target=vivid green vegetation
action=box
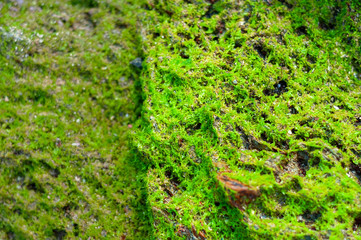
[1,0,361,239]
[134,0,361,239]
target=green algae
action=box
[133,0,361,239]
[0,0,151,239]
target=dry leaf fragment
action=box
[217,175,260,209]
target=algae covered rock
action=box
[0,0,150,238]
[134,0,361,238]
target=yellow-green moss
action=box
[133,0,361,239]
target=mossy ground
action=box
[1,0,361,239]
[0,0,150,239]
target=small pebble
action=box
[16,0,24,6]
[130,58,143,68]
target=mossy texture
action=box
[1,0,361,239]
[133,0,361,239]
[0,0,150,239]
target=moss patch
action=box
[0,0,151,239]
[134,0,361,239]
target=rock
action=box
[16,0,24,6]
[130,57,143,69]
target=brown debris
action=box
[191,225,198,238]
[217,175,260,209]
[178,136,184,147]
[176,225,199,239]
[199,230,206,240]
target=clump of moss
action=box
[134,0,361,238]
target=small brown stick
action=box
[217,175,260,209]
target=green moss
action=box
[2,0,361,239]
[133,0,361,239]
[0,0,151,239]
